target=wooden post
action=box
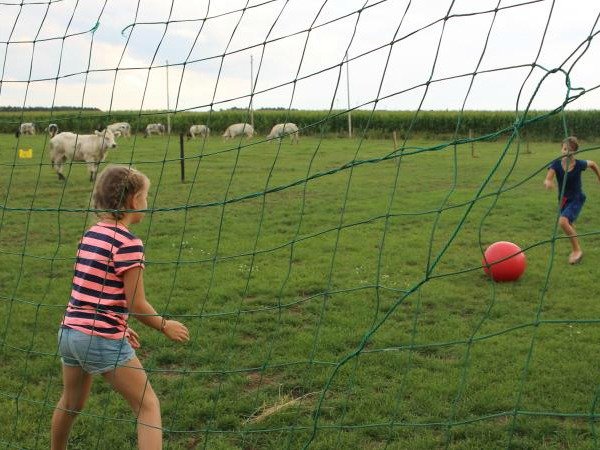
[179,132,185,182]
[392,130,398,149]
[470,129,476,157]
[346,53,352,138]
[250,55,254,129]
[166,60,171,135]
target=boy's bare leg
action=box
[559,217,583,264]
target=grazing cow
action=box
[46,124,59,138]
[222,123,254,139]
[144,123,165,137]
[15,122,36,137]
[49,129,117,181]
[187,124,210,140]
[266,123,300,144]
[107,122,131,138]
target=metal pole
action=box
[346,53,352,139]
[166,60,171,134]
[250,54,254,129]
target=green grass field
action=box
[2,132,600,449]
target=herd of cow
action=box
[13,121,300,182]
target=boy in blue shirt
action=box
[544,136,600,264]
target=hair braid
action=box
[92,165,149,220]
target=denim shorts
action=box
[58,327,136,374]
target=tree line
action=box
[2,108,599,141]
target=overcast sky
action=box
[0,0,599,112]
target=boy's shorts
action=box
[58,327,135,374]
[560,194,586,224]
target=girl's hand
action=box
[162,319,190,343]
[126,327,141,349]
[544,179,554,190]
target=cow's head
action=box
[95,129,117,149]
[48,124,59,137]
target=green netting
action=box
[2,1,600,449]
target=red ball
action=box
[482,241,526,282]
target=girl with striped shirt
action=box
[51,165,189,450]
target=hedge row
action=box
[2,109,599,141]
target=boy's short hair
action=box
[563,136,579,152]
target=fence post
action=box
[392,130,398,149]
[179,132,185,182]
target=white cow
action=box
[222,123,254,139]
[266,123,300,144]
[144,123,165,137]
[46,124,59,138]
[49,129,117,181]
[16,122,36,137]
[187,124,210,140]
[107,122,131,138]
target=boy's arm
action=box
[544,168,555,189]
[587,160,600,182]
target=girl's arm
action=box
[123,267,190,342]
[587,160,600,182]
[544,168,556,189]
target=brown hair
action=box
[563,136,579,152]
[92,165,149,219]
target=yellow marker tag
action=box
[18,148,33,159]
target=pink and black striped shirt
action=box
[61,222,145,340]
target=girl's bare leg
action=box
[51,365,93,450]
[102,356,162,450]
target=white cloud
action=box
[1,0,599,111]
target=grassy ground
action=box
[1,131,600,449]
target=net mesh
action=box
[2,0,600,448]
